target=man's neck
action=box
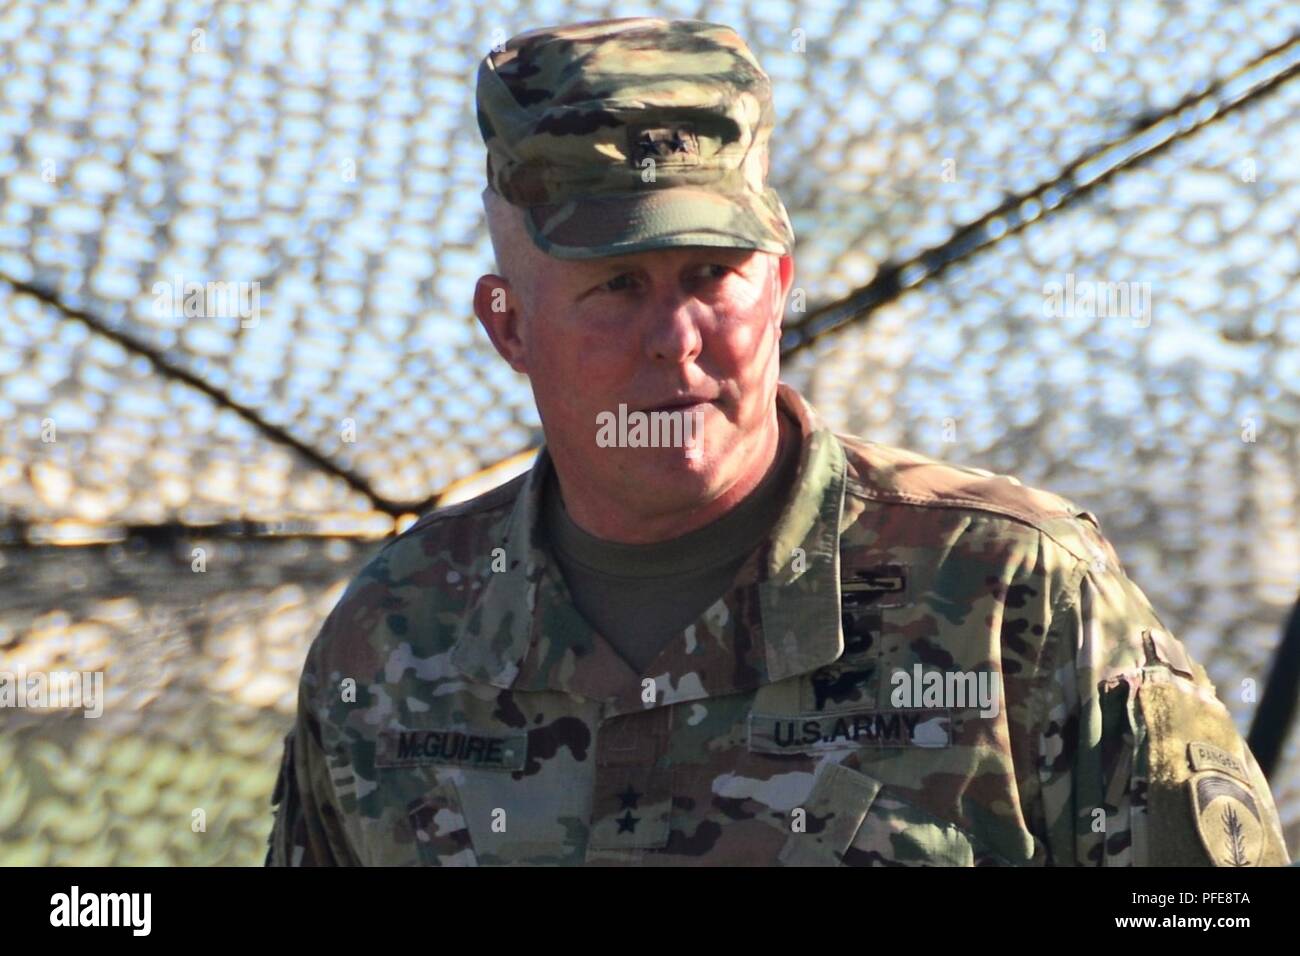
[551,410,791,544]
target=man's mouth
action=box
[643,397,715,414]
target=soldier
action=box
[266,17,1291,866]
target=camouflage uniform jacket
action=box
[266,383,1291,866]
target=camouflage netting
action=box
[1,0,1298,864]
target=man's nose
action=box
[643,289,704,363]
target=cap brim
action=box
[523,186,794,260]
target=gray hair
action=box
[482,187,540,310]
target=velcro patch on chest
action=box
[748,708,951,754]
[375,728,528,770]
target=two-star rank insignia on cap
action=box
[628,125,700,168]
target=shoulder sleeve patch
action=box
[1189,769,1268,867]
[1187,741,1251,783]
[1137,680,1290,866]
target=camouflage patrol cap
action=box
[475,17,795,259]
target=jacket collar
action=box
[449,383,848,711]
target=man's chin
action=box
[618,442,717,476]
[605,438,729,497]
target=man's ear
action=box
[473,274,528,373]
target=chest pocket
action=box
[393,729,593,865]
[407,776,477,867]
[368,724,525,866]
[778,762,998,866]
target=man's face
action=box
[475,235,795,519]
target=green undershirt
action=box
[542,414,799,674]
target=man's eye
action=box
[601,274,635,293]
[697,264,731,280]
